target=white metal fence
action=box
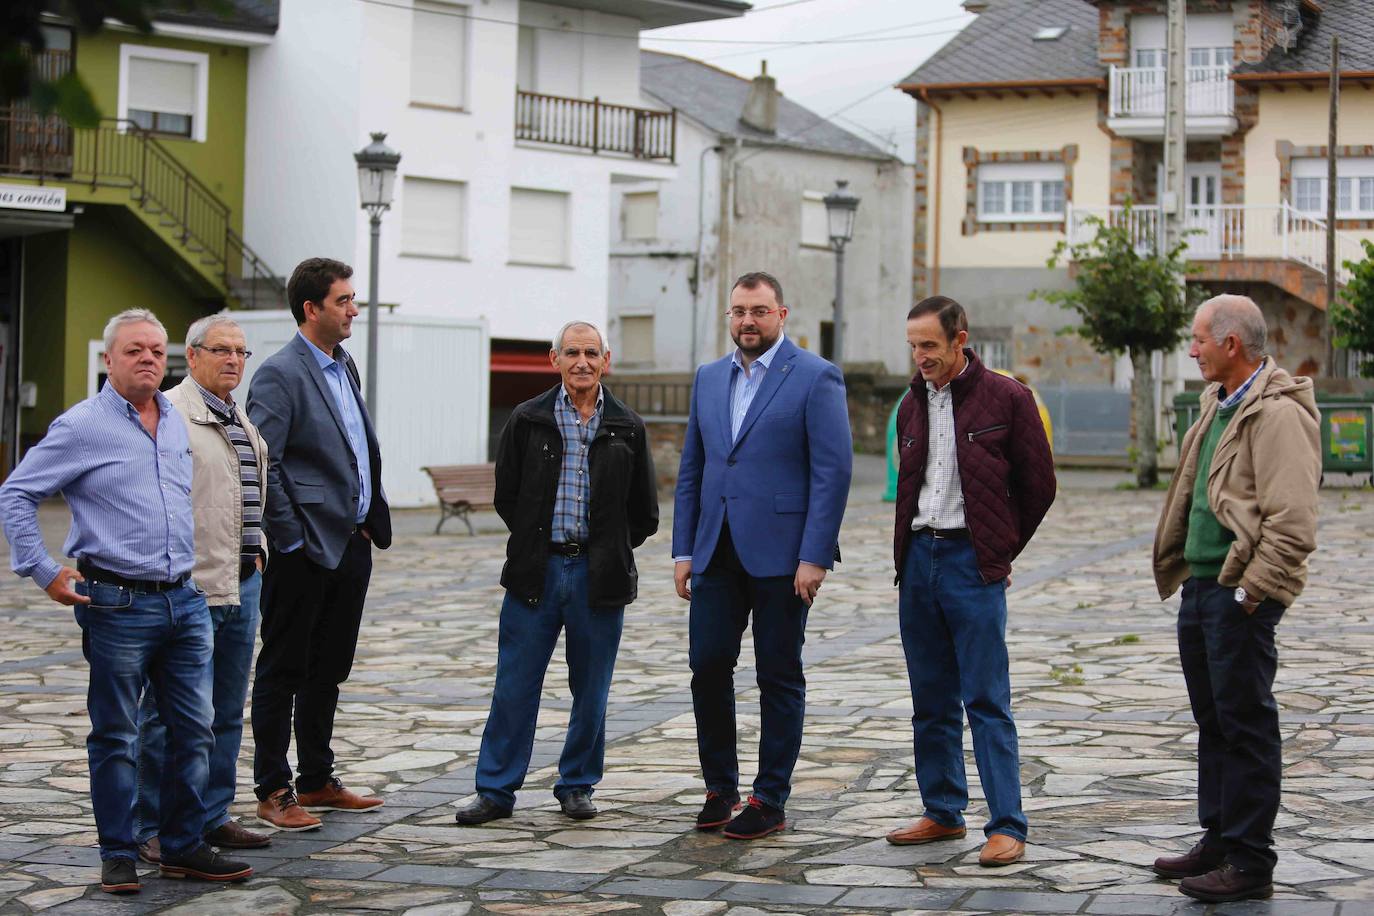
[1108,65,1233,118]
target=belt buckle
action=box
[566,542,582,557]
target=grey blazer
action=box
[247,333,392,570]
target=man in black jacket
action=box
[455,321,658,825]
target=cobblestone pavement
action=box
[1,458,1372,914]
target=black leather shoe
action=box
[1179,863,1273,903]
[100,858,140,894]
[1153,840,1225,879]
[454,795,513,825]
[723,796,786,840]
[159,844,252,882]
[695,791,741,830]
[559,790,597,820]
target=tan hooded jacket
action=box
[1153,360,1320,607]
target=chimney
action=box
[961,0,989,13]
[740,60,778,135]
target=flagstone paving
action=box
[1,459,1372,914]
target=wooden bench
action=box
[422,463,497,535]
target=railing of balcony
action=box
[515,90,676,162]
[1066,202,1362,284]
[0,111,283,303]
[1108,65,1233,118]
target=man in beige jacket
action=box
[1151,294,1320,904]
[136,315,273,860]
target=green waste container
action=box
[1172,391,1374,485]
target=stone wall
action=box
[644,418,687,489]
[844,363,912,455]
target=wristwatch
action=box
[1234,587,1259,607]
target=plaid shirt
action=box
[1218,357,1267,409]
[551,385,603,544]
[914,358,971,530]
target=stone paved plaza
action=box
[1,458,1373,914]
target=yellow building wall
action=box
[1245,85,1374,208]
[930,94,1109,270]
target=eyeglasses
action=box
[196,346,253,360]
[725,307,780,321]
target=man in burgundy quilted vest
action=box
[884,296,1056,867]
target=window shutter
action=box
[510,188,569,265]
[128,58,196,115]
[402,177,467,258]
[411,1,467,108]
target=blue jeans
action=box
[73,580,213,861]
[898,533,1027,842]
[136,570,261,842]
[475,555,624,809]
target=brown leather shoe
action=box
[979,833,1026,867]
[296,777,384,812]
[137,837,160,865]
[885,816,967,846]
[1153,840,1224,879]
[205,820,272,849]
[1179,863,1273,903]
[255,787,322,832]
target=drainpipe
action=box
[715,137,742,360]
[918,88,943,296]
[692,143,722,370]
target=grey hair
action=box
[186,313,244,350]
[1201,294,1267,358]
[552,320,607,353]
[102,309,167,352]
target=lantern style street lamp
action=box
[353,131,401,416]
[823,179,860,366]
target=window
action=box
[509,188,570,266]
[401,177,467,258]
[411,1,468,109]
[972,340,1010,371]
[517,25,536,91]
[118,45,208,142]
[801,191,830,247]
[1033,26,1068,41]
[977,162,1066,222]
[1134,48,1162,68]
[621,191,658,241]
[619,315,654,364]
[1292,157,1374,218]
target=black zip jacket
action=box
[495,384,659,608]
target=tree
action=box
[1036,204,1205,487]
[1331,239,1374,378]
[2,1,219,127]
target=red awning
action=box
[490,350,558,374]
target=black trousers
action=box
[1178,576,1285,874]
[252,531,372,799]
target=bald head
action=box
[1199,294,1267,360]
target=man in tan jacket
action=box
[1151,294,1320,904]
[136,315,274,860]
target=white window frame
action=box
[977,162,1066,222]
[117,44,210,143]
[800,190,831,249]
[410,0,471,111]
[1292,157,1374,219]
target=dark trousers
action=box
[1178,576,1285,875]
[689,522,809,810]
[252,531,372,799]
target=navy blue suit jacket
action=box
[672,337,852,578]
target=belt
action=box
[549,541,586,557]
[77,562,189,594]
[913,526,970,540]
[240,560,258,582]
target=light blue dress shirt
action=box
[299,332,372,523]
[0,383,196,588]
[730,332,786,442]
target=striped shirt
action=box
[914,358,971,531]
[0,382,195,588]
[1218,357,1267,409]
[729,333,786,442]
[551,385,602,544]
[195,382,262,565]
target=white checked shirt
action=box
[913,360,970,531]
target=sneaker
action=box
[100,857,140,894]
[695,791,741,830]
[136,836,160,865]
[559,790,597,820]
[722,796,786,840]
[1153,840,1225,879]
[256,787,323,831]
[159,844,253,882]
[297,776,384,811]
[1179,863,1273,903]
[204,819,272,849]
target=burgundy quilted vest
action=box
[893,349,1057,584]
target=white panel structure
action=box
[233,310,490,507]
[509,187,569,265]
[402,177,467,258]
[411,0,468,109]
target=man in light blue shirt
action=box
[0,309,252,893]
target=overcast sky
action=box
[641,0,975,163]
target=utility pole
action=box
[1162,0,1186,255]
[1326,34,1340,376]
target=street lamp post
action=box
[353,131,401,417]
[823,179,859,366]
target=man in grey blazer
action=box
[247,257,392,831]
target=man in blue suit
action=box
[673,271,852,840]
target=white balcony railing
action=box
[1066,202,1362,284]
[1108,65,1233,118]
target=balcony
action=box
[515,90,676,162]
[1107,65,1236,139]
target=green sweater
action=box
[1184,401,1240,578]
